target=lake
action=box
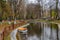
[17,22,60,40]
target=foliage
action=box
[0,0,59,20]
[51,10,57,19]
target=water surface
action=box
[18,22,60,40]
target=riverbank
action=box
[27,19,60,24]
[0,20,28,40]
[37,19,60,24]
[0,19,60,33]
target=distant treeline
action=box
[0,0,60,21]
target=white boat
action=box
[18,27,28,34]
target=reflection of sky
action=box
[27,35,40,40]
[26,0,60,9]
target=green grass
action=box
[36,19,60,24]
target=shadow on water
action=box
[17,22,60,40]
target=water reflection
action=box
[18,22,60,40]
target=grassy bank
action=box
[36,19,60,24]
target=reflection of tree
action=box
[27,23,42,37]
[50,23,59,40]
[27,23,35,36]
[50,24,52,40]
[56,25,59,40]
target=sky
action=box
[26,0,38,4]
[27,0,60,9]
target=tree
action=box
[56,0,58,19]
